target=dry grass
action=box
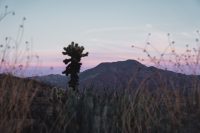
[0,75,37,133]
[0,73,200,133]
[132,31,200,75]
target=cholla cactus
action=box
[62,42,88,91]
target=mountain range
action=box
[32,60,199,90]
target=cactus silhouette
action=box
[62,42,88,91]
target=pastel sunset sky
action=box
[1,0,200,75]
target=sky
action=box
[0,0,200,75]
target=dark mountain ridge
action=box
[32,59,200,90]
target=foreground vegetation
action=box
[0,73,200,133]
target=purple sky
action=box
[1,0,200,75]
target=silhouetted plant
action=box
[62,42,88,91]
[131,31,200,74]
